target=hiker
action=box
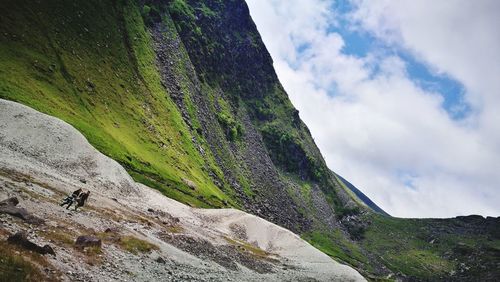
[60,188,82,209]
[74,191,90,211]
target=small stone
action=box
[42,245,56,256]
[104,228,117,233]
[75,235,101,249]
[155,256,166,264]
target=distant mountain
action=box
[335,173,389,216]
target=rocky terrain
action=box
[0,0,499,280]
[0,98,365,281]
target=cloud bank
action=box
[246,0,500,218]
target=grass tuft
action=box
[119,235,159,255]
[0,241,47,282]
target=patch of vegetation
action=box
[223,236,274,261]
[300,183,312,202]
[76,245,103,266]
[197,3,217,18]
[215,97,244,141]
[84,245,103,255]
[168,0,195,21]
[302,230,370,270]
[166,225,184,234]
[260,122,325,182]
[167,0,198,35]
[141,4,161,26]
[216,108,244,142]
[0,251,43,281]
[0,241,47,281]
[303,214,500,280]
[96,230,121,244]
[119,235,159,255]
[97,231,160,259]
[336,206,362,220]
[362,216,449,277]
[40,227,74,246]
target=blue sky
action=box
[327,1,469,120]
[246,0,500,218]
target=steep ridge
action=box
[0,98,365,281]
[0,0,499,281]
[335,174,389,216]
[0,0,359,241]
[159,0,361,230]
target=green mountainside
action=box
[0,0,498,280]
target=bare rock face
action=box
[75,235,102,249]
[7,231,55,256]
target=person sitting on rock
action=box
[74,191,90,211]
[60,188,82,209]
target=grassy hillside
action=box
[362,215,500,280]
[0,0,233,208]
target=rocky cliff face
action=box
[0,0,498,281]
[146,0,361,235]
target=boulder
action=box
[75,235,101,248]
[0,197,19,206]
[0,197,44,225]
[0,204,30,219]
[7,231,55,256]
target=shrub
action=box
[217,112,243,141]
[141,4,161,26]
[260,123,325,181]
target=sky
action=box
[245,0,500,218]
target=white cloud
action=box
[246,0,500,218]
[350,0,500,137]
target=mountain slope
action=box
[0,98,365,281]
[0,0,236,209]
[0,0,359,232]
[335,174,389,216]
[0,0,499,281]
